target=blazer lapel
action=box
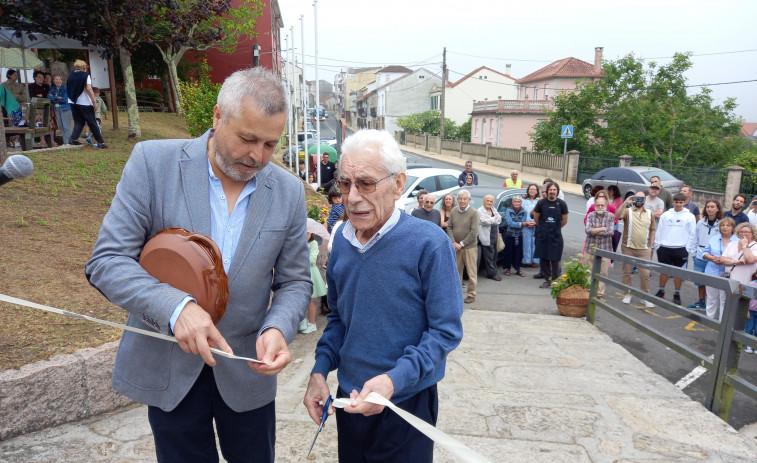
[227,164,275,282]
[179,132,212,236]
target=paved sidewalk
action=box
[2,306,756,462]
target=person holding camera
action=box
[615,191,656,307]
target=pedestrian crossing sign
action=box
[561,125,574,138]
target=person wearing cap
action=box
[86,67,312,462]
[649,175,673,211]
[645,184,665,222]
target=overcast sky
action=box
[280,0,757,122]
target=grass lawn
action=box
[0,111,319,370]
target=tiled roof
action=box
[377,65,413,74]
[741,123,757,138]
[516,57,604,84]
[448,66,514,88]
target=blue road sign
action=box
[561,125,574,138]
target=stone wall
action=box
[0,341,131,440]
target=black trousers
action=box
[147,365,275,463]
[69,104,104,143]
[503,235,523,271]
[540,259,561,281]
[335,385,437,463]
[480,242,499,278]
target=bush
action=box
[396,110,462,140]
[179,64,221,137]
[135,88,163,103]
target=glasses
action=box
[336,173,395,194]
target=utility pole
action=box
[290,25,296,173]
[439,47,447,142]
[314,0,321,188]
[300,15,308,185]
[285,34,293,171]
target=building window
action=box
[430,95,439,110]
[489,119,494,138]
[474,119,479,136]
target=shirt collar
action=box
[342,207,401,252]
[458,205,470,212]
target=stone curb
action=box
[0,341,131,440]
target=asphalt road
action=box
[401,149,757,430]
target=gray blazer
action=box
[85,130,312,412]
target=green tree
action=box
[396,111,460,139]
[149,0,263,113]
[531,53,743,168]
[458,117,472,142]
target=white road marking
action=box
[675,354,714,390]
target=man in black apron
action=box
[533,182,569,288]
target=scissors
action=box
[306,395,333,458]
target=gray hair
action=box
[511,195,523,202]
[340,129,406,175]
[457,189,470,199]
[216,67,287,122]
[424,193,436,202]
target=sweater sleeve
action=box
[312,249,346,378]
[385,239,463,394]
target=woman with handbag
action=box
[702,218,739,321]
[478,194,502,281]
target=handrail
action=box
[588,248,757,422]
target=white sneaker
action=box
[298,319,308,333]
[301,322,317,334]
[643,300,655,308]
[622,294,632,304]
[746,346,754,354]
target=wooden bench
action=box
[5,98,53,151]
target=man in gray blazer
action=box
[85,68,312,462]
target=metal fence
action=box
[653,164,728,193]
[587,249,757,423]
[577,156,620,184]
[741,172,757,198]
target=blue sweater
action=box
[312,213,463,402]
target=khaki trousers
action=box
[456,246,477,298]
[588,254,609,296]
[621,245,651,294]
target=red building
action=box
[201,0,283,81]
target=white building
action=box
[375,67,442,134]
[430,66,518,126]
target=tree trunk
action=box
[0,122,7,164]
[156,45,184,115]
[118,47,141,138]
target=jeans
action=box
[54,106,73,144]
[746,311,757,337]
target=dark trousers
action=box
[503,235,523,271]
[480,242,498,278]
[336,385,437,463]
[540,259,561,281]
[147,365,275,463]
[70,104,104,143]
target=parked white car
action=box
[396,168,461,213]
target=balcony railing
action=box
[472,99,553,113]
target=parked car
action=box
[433,186,527,216]
[581,166,683,200]
[396,168,461,213]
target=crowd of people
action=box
[2,61,108,149]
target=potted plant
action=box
[550,255,592,317]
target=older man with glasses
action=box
[448,189,480,303]
[304,129,463,463]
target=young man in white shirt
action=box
[654,193,697,305]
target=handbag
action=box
[496,234,505,253]
[721,243,755,279]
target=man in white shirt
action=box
[654,193,697,306]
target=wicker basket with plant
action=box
[550,255,591,317]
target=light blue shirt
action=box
[169,158,257,332]
[342,207,401,253]
[702,233,738,276]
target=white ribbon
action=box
[333,392,492,463]
[0,293,268,364]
